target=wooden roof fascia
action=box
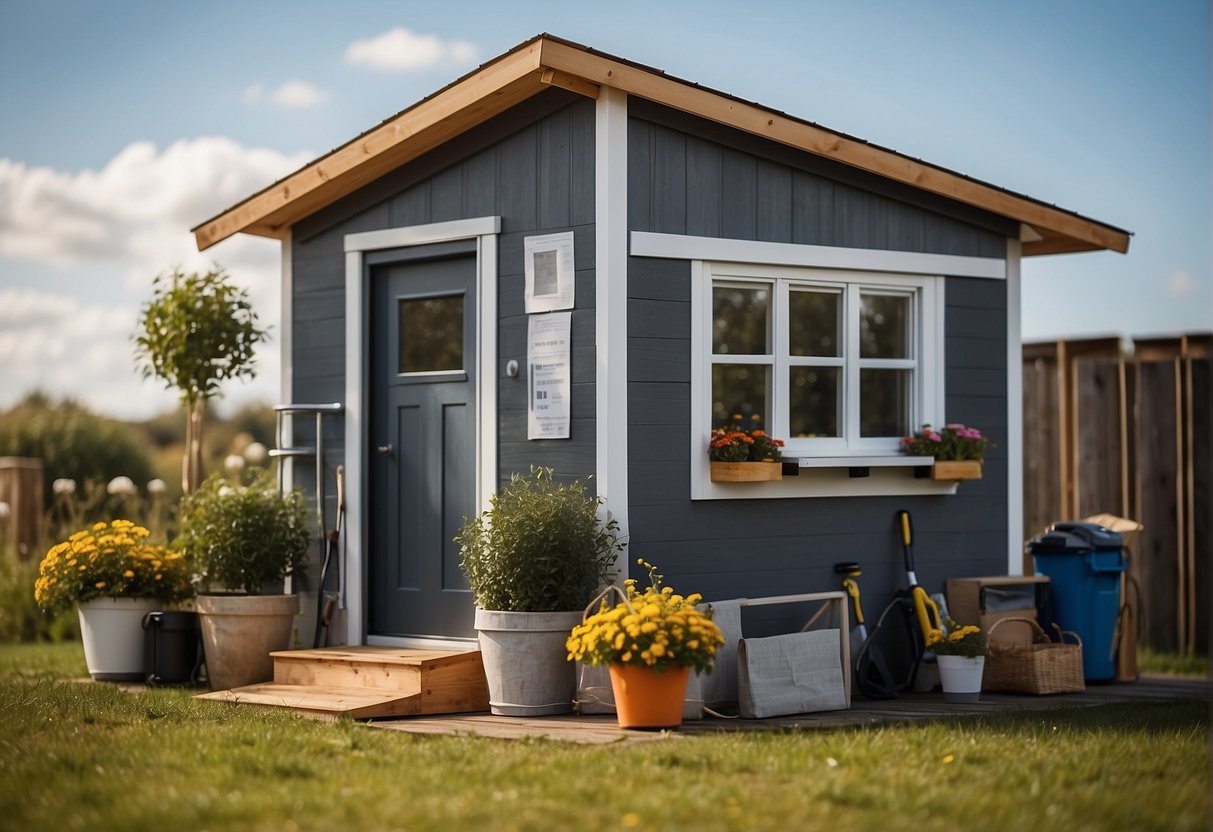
[535,38,1130,256]
[193,40,549,250]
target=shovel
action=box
[834,562,868,668]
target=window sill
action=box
[691,455,960,499]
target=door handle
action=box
[377,444,394,458]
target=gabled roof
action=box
[193,34,1131,256]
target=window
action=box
[697,262,942,460]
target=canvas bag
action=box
[737,629,848,718]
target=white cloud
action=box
[245,81,329,109]
[270,81,329,109]
[1166,270,1199,297]
[345,27,477,72]
[0,139,307,418]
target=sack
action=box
[737,630,847,718]
[855,591,922,699]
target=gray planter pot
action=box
[196,594,298,691]
[474,608,583,716]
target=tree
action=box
[134,268,269,495]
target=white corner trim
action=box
[279,232,294,491]
[1006,238,1024,575]
[596,86,630,546]
[632,231,1006,280]
[345,217,501,253]
[343,216,501,646]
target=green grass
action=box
[1139,646,1209,678]
[0,643,1207,832]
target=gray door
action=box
[369,245,476,639]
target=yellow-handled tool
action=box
[833,562,868,668]
[897,510,944,648]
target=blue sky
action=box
[1,0,1209,418]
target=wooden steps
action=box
[196,646,489,719]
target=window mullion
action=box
[773,279,789,445]
[844,284,861,446]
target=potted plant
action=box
[709,427,785,482]
[34,519,191,680]
[901,423,991,480]
[566,559,726,729]
[455,466,621,716]
[928,621,989,703]
[175,471,311,690]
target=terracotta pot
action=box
[608,663,691,729]
[196,594,297,691]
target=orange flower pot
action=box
[608,663,690,729]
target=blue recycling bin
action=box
[1029,522,1125,682]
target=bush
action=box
[0,393,156,513]
[175,471,311,594]
[456,467,621,612]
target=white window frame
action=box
[691,260,948,499]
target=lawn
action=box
[0,643,1207,832]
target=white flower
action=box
[224,454,246,472]
[242,442,268,464]
[106,476,137,496]
[52,478,77,496]
[218,485,235,498]
[147,479,167,495]
[0,501,10,519]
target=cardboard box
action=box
[946,576,1051,646]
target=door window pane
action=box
[860,294,910,359]
[399,294,464,373]
[789,366,840,437]
[713,285,770,355]
[859,368,911,437]
[789,289,841,357]
[712,364,770,431]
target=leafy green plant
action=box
[134,268,269,494]
[175,471,310,594]
[927,620,989,658]
[900,423,992,462]
[456,467,621,612]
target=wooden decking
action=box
[368,674,1211,745]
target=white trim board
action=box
[595,86,630,553]
[1006,238,1024,575]
[343,215,501,646]
[631,231,1006,280]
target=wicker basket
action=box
[982,617,1085,695]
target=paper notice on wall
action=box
[524,232,575,313]
[527,311,572,440]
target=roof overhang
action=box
[193,34,1131,257]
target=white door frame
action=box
[343,216,500,647]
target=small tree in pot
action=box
[456,466,620,715]
[176,471,311,690]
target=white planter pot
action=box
[77,597,161,681]
[937,654,986,703]
[196,594,298,691]
[474,608,583,716]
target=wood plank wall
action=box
[1021,335,1211,654]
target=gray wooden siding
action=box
[625,109,1014,625]
[289,89,598,506]
[628,99,1015,256]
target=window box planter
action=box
[929,460,983,481]
[710,461,783,482]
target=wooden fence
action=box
[1022,334,1210,654]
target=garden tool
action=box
[896,510,944,649]
[313,465,345,649]
[834,561,868,668]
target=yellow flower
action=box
[94,581,106,589]
[123,570,134,578]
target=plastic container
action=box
[1028,522,1125,682]
[142,611,201,686]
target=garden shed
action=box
[194,34,1130,648]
